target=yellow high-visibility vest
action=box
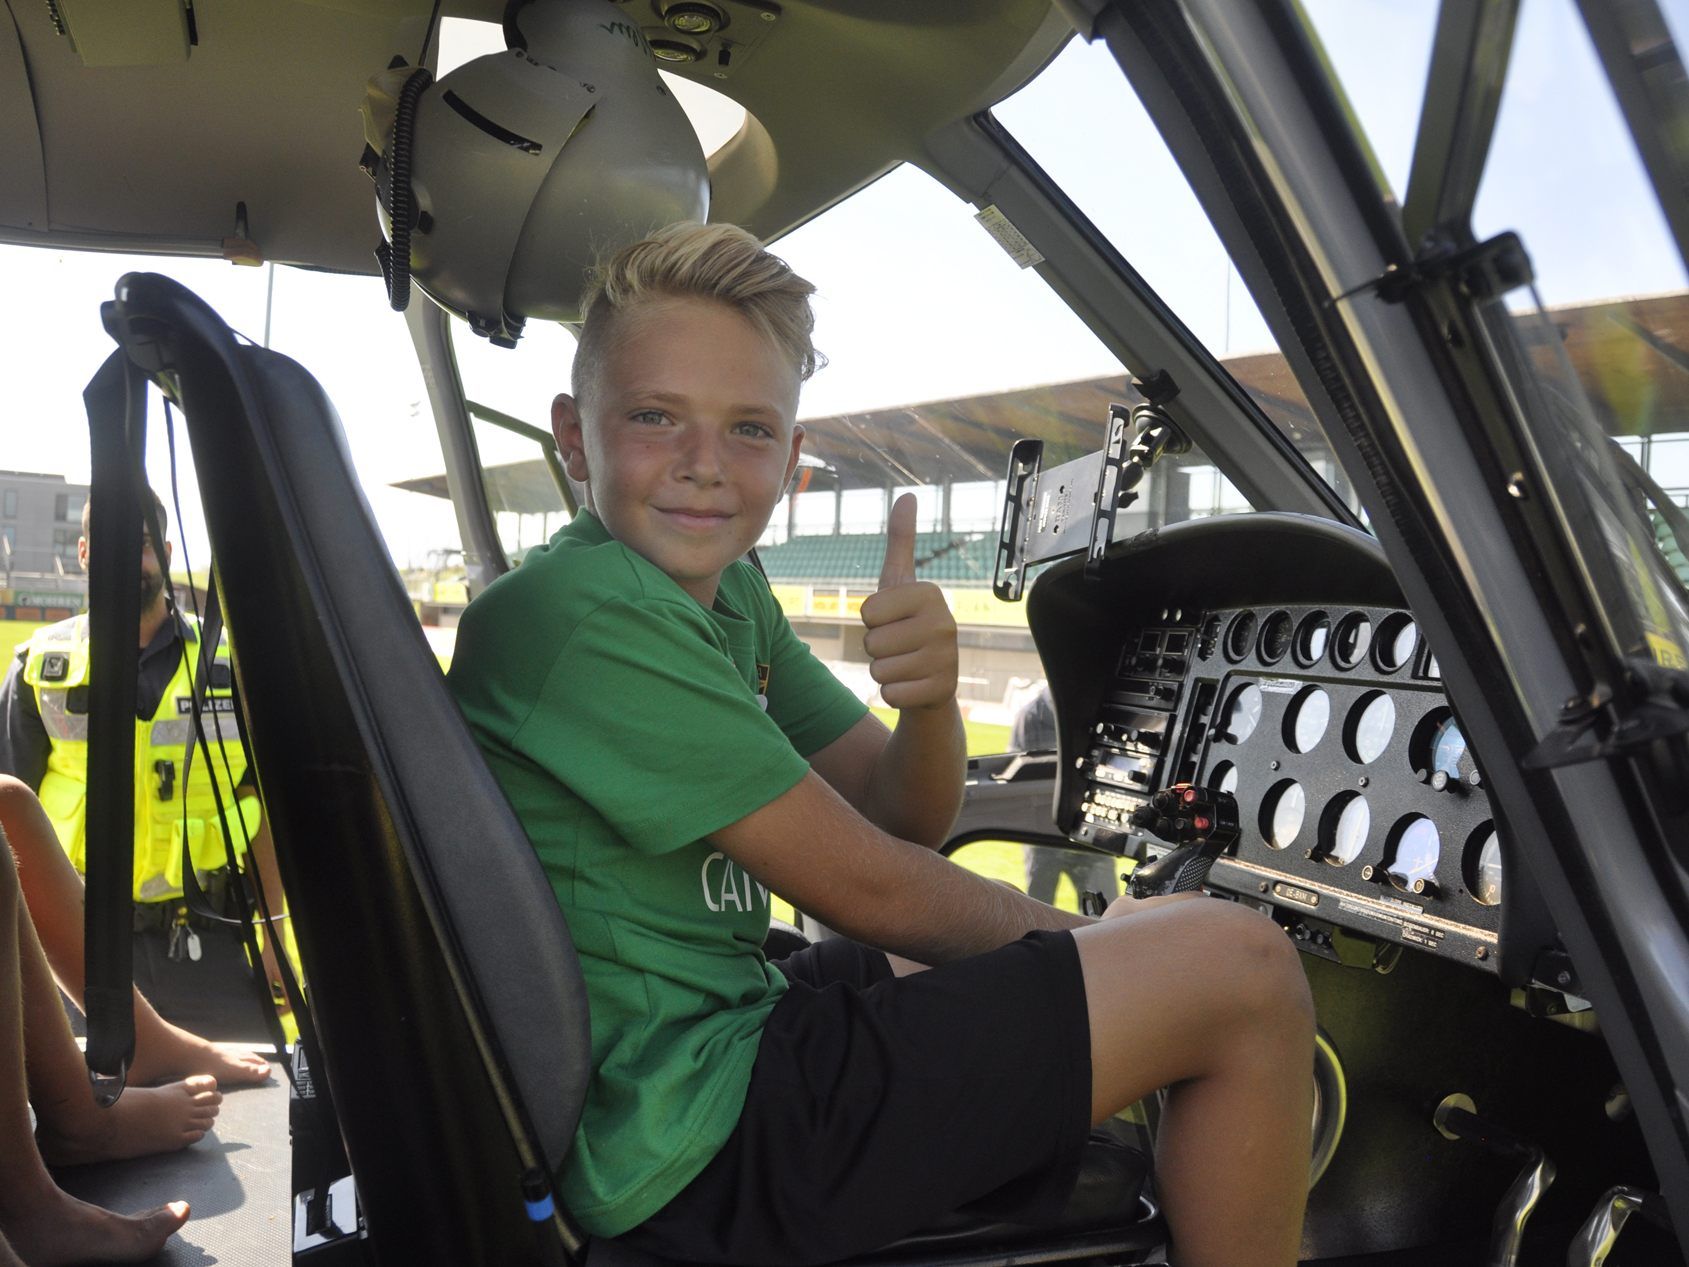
[21,614,261,903]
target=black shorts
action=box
[620,930,1093,1265]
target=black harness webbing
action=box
[172,560,305,1089]
[79,348,148,1099]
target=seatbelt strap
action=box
[79,348,148,1101]
[146,405,302,1086]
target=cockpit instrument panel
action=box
[1029,516,1514,977]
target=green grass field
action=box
[0,619,47,656]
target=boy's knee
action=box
[1184,899,1314,1031]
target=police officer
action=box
[0,490,289,1046]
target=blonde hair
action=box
[572,222,823,408]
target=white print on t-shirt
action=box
[700,851,770,914]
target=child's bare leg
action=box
[20,907,223,1164]
[0,827,191,1264]
[0,776,269,1087]
[1074,898,1315,1267]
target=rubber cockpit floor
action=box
[52,1060,290,1265]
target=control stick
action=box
[1125,784,1240,899]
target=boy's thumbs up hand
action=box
[860,493,958,711]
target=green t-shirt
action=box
[447,511,867,1236]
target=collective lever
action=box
[1126,784,1239,899]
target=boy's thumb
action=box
[879,493,917,590]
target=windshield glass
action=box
[1465,0,1689,665]
[995,35,1363,513]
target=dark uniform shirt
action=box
[0,612,196,790]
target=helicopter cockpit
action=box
[2,2,1688,1265]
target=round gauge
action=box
[1224,611,1258,662]
[1294,612,1331,666]
[1331,613,1372,669]
[1210,760,1239,796]
[1344,691,1395,765]
[1284,686,1331,753]
[1387,816,1441,891]
[1260,781,1306,850]
[1219,683,1263,744]
[1374,613,1418,673]
[1198,613,1222,661]
[1258,611,1293,665]
[1320,792,1370,866]
[1465,824,1503,906]
[1431,716,1467,779]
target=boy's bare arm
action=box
[711,769,1088,965]
[809,706,965,849]
[806,494,966,848]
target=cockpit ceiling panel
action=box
[0,4,47,232]
[4,0,416,270]
[1,0,1069,271]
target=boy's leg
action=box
[0,826,192,1264]
[1074,897,1315,1267]
[0,776,270,1086]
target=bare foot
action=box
[130,1021,270,1088]
[0,1187,188,1266]
[35,1076,221,1165]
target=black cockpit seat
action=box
[97,274,1165,1266]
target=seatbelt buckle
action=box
[154,758,176,802]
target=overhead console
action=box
[1027,513,1518,978]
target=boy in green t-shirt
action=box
[448,222,1315,1267]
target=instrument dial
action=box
[1294,612,1330,666]
[1330,613,1372,669]
[1220,683,1263,744]
[1261,781,1306,850]
[1374,613,1418,673]
[1224,611,1257,662]
[1285,687,1331,753]
[1321,792,1370,866]
[1411,707,1479,784]
[1431,717,1467,779]
[1345,691,1395,765]
[1466,825,1503,906]
[1387,815,1441,892]
[1258,610,1293,665]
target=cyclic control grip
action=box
[1126,784,1240,899]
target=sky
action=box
[2,0,1685,570]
